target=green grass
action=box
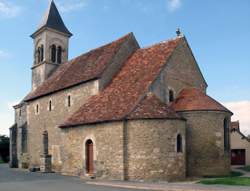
[238,166,250,172]
[203,171,243,178]
[199,177,250,186]
[0,159,4,164]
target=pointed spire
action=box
[31,0,72,38]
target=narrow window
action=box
[36,104,39,114]
[169,89,174,102]
[37,47,41,63]
[177,134,183,153]
[57,46,62,64]
[40,45,44,62]
[67,95,71,107]
[49,100,52,111]
[19,109,22,117]
[86,139,94,174]
[51,44,56,63]
[224,118,230,152]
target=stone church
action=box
[10,0,233,181]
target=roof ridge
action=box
[141,36,183,50]
[66,33,134,64]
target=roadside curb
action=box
[86,181,213,191]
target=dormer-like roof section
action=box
[31,0,72,38]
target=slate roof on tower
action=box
[31,0,72,37]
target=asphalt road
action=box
[0,164,146,191]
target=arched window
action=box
[57,46,62,64]
[37,47,41,63]
[85,139,94,174]
[49,100,52,111]
[177,134,183,153]
[40,45,44,62]
[51,44,56,63]
[67,95,71,107]
[169,89,174,102]
[224,118,230,152]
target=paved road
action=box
[0,164,145,191]
[1,164,250,191]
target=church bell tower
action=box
[31,0,72,90]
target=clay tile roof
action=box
[171,88,232,113]
[60,37,182,128]
[25,33,134,101]
[231,121,240,131]
[127,93,182,120]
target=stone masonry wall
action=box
[125,119,186,181]
[151,38,207,104]
[32,29,69,90]
[179,111,231,177]
[61,122,125,180]
[14,103,28,167]
[27,80,99,171]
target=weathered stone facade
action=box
[27,80,99,171]
[125,119,186,181]
[31,29,70,90]
[60,119,186,181]
[10,0,233,183]
[178,111,231,177]
[61,122,125,179]
[151,38,207,104]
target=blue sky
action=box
[0,0,249,135]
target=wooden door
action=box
[86,140,94,174]
[231,149,246,165]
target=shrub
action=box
[0,135,10,163]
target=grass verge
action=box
[203,171,243,178]
[199,177,250,186]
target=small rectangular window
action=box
[49,100,52,111]
[36,104,39,114]
[68,96,71,107]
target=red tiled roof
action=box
[25,33,136,101]
[60,37,182,127]
[171,88,232,113]
[127,93,182,120]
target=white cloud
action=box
[0,50,9,60]
[167,0,182,12]
[57,0,87,13]
[0,0,21,18]
[223,100,250,136]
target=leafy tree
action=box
[0,135,9,163]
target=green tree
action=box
[0,135,9,163]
